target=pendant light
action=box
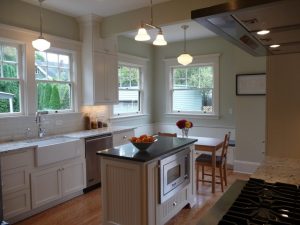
[177,25,193,66]
[135,0,167,46]
[32,0,51,52]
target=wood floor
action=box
[15,170,250,225]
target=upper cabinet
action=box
[78,15,119,105]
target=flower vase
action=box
[182,128,189,138]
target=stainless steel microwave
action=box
[159,147,190,203]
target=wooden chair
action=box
[157,132,177,137]
[195,132,230,192]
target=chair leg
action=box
[196,164,199,192]
[224,164,228,186]
[201,165,204,183]
[219,166,224,192]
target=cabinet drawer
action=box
[2,166,29,194]
[113,130,134,147]
[1,150,34,171]
[3,189,31,220]
[159,189,188,222]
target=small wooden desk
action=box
[191,136,224,193]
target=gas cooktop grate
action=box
[218,178,300,225]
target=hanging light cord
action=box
[182,25,189,53]
[39,0,44,38]
[144,0,161,30]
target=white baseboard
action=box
[234,160,261,174]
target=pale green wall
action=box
[0,0,79,40]
[153,37,236,127]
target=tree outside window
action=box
[0,44,21,114]
[35,51,72,111]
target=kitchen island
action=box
[97,136,197,225]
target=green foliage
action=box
[49,85,61,110]
[61,89,70,109]
[42,83,52,109]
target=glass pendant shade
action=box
[135,27,151,41]
[32,37,51,51]
[153,33,167,46]
[177,53,193,66]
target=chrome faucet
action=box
[35,111,48,138]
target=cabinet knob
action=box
[123,136,127,139]
[173,201,177,207]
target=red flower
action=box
[176,119,193,129]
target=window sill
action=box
[109,114,149,122]
[165,113,219,119]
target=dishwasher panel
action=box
[85,134,112,191]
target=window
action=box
[0,43,22,115]
[167,54,219,116]
[113,64,142,116]
[35,50,73,112]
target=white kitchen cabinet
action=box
[113,129,135,147]
[31,166,61,208]
[31,158,86,209]
[61,160,86,196]
[79,15,119,105]
[92,51,118,105]
[1,148,34,220]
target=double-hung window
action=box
[0,42,23,115]
[35,50,73,112]
[167,54,219,116]
[113,64,142,116]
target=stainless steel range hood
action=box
[191,0,300,56]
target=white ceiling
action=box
[22,0,171,17]
[22,0,216,43]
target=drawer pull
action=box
[173,201,177,207]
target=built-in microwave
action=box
[159,147,190,203]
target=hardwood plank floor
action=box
[15,170,249,225]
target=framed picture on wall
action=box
[236,73,266,95]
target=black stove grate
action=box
[218,178,300,225]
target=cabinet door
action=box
[93,52,118,104]
[3,189,31,220]
[2,166,29,194]
[104,54,118,103]
[61,160,86,196]
[93,52,106,104]
[113,129,135,147]
[31,166,61,209]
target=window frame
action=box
[34,48,75,113]
[110,53,149,120]
[0,41,24,117]
[113,62,143,117]
[165,54,220,117]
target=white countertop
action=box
[251,155,300,185]
[0,126,135,154]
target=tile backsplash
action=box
[0,113,84,142]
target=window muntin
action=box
[35,51,73,112]
[0,43,22,114]
[113,64,141,115]
[171,65,215,114]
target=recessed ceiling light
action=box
[257,30,270,35]
[270,44,280,48]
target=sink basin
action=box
[28,136,83,167]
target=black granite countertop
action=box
[96,136,197,163]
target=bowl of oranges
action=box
[129,134,157,151]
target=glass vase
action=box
[182,128,189,138]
